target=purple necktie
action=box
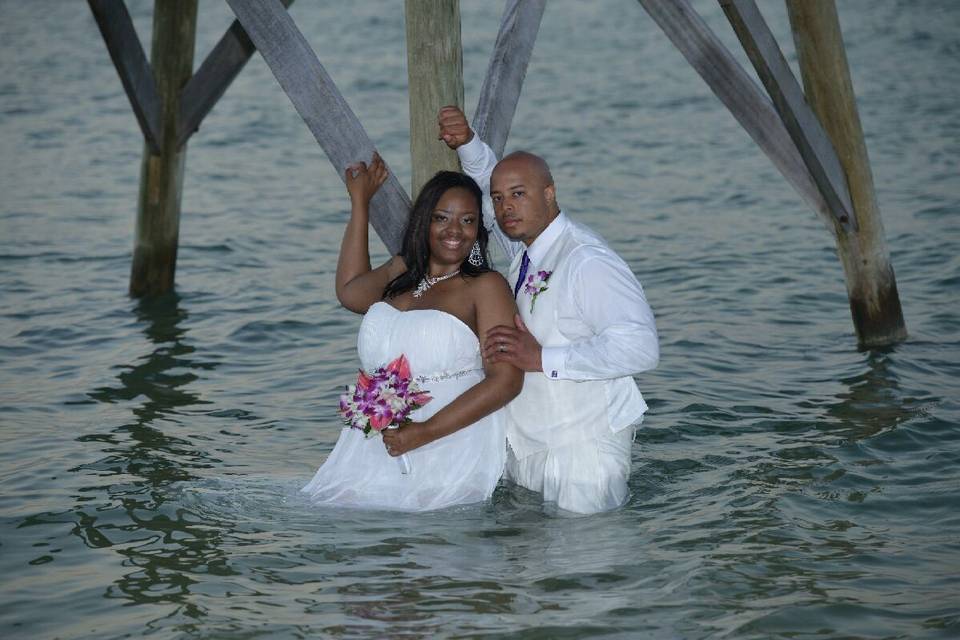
[513,251,530,298]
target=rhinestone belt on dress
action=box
[414,368,483,385]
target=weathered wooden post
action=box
[130,0,198,297]
[405,0,465,197]
[472,0,546,159]
[786,0,907,348]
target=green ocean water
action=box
[1,1,958,638]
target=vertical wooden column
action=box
[786,0,907,348]
[405,0,464,198]
[130,0,198,297]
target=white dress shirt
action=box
[458,135,660,383]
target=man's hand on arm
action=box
[483,314,543,373]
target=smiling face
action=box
[490,152,558,246]
[427,186,480,273]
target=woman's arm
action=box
[335,154,405,313]
[381,273,523,455]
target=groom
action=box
[438,106,659,514]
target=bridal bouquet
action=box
[338,354,432,473]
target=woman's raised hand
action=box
[336,152,398,314]
[345,152,388,207]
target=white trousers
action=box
[505,426,635,515]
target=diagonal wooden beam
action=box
[226,0,410,253]
[472,0,547,158]
[177,0,294,149]
[637,0,837,235]
[720,0,855,233]
[88,0,163,154]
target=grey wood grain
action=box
[472,0,547,158]
[720,0,855,233]
[787,0,906,347]
[637,0,836,235]
[129,0,198,297]
[226,0,410,254]
[405,0,464,196]
[178,0,294,149]
[88,0,163,154]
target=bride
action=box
[301,153,523,511]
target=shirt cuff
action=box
[457,133,485,165]
[540,346,567,380]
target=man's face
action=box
[490,158,556,246]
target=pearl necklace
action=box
[412,269,460,298]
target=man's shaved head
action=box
[496,151,554,189]
[490,150,560,245]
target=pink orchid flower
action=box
[385,353,412,380]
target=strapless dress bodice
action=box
[358,301,482,380]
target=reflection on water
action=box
[70,294,233,613]
[825,348,928,443]
[2,0,959,636]
[87,292,210,425]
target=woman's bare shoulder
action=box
[466,270,511,292]
[462,271,515,311]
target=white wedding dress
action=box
[301,301,506,511]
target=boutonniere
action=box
[523,270,552,313]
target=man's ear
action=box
[544,183,556,207]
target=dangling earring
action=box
[468,241,484,267]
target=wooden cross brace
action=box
[225,0,545,253]
[639,0,858,235]
[91,0,545,255]
[88,0,295,154]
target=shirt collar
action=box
[526,210,568,265]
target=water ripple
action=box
[1,1,959,638]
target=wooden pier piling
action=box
[786,0,907,348]
[130,0,198,297]
[89,0,904,349]
[405,0,465,197]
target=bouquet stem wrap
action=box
[386,424,411,474]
